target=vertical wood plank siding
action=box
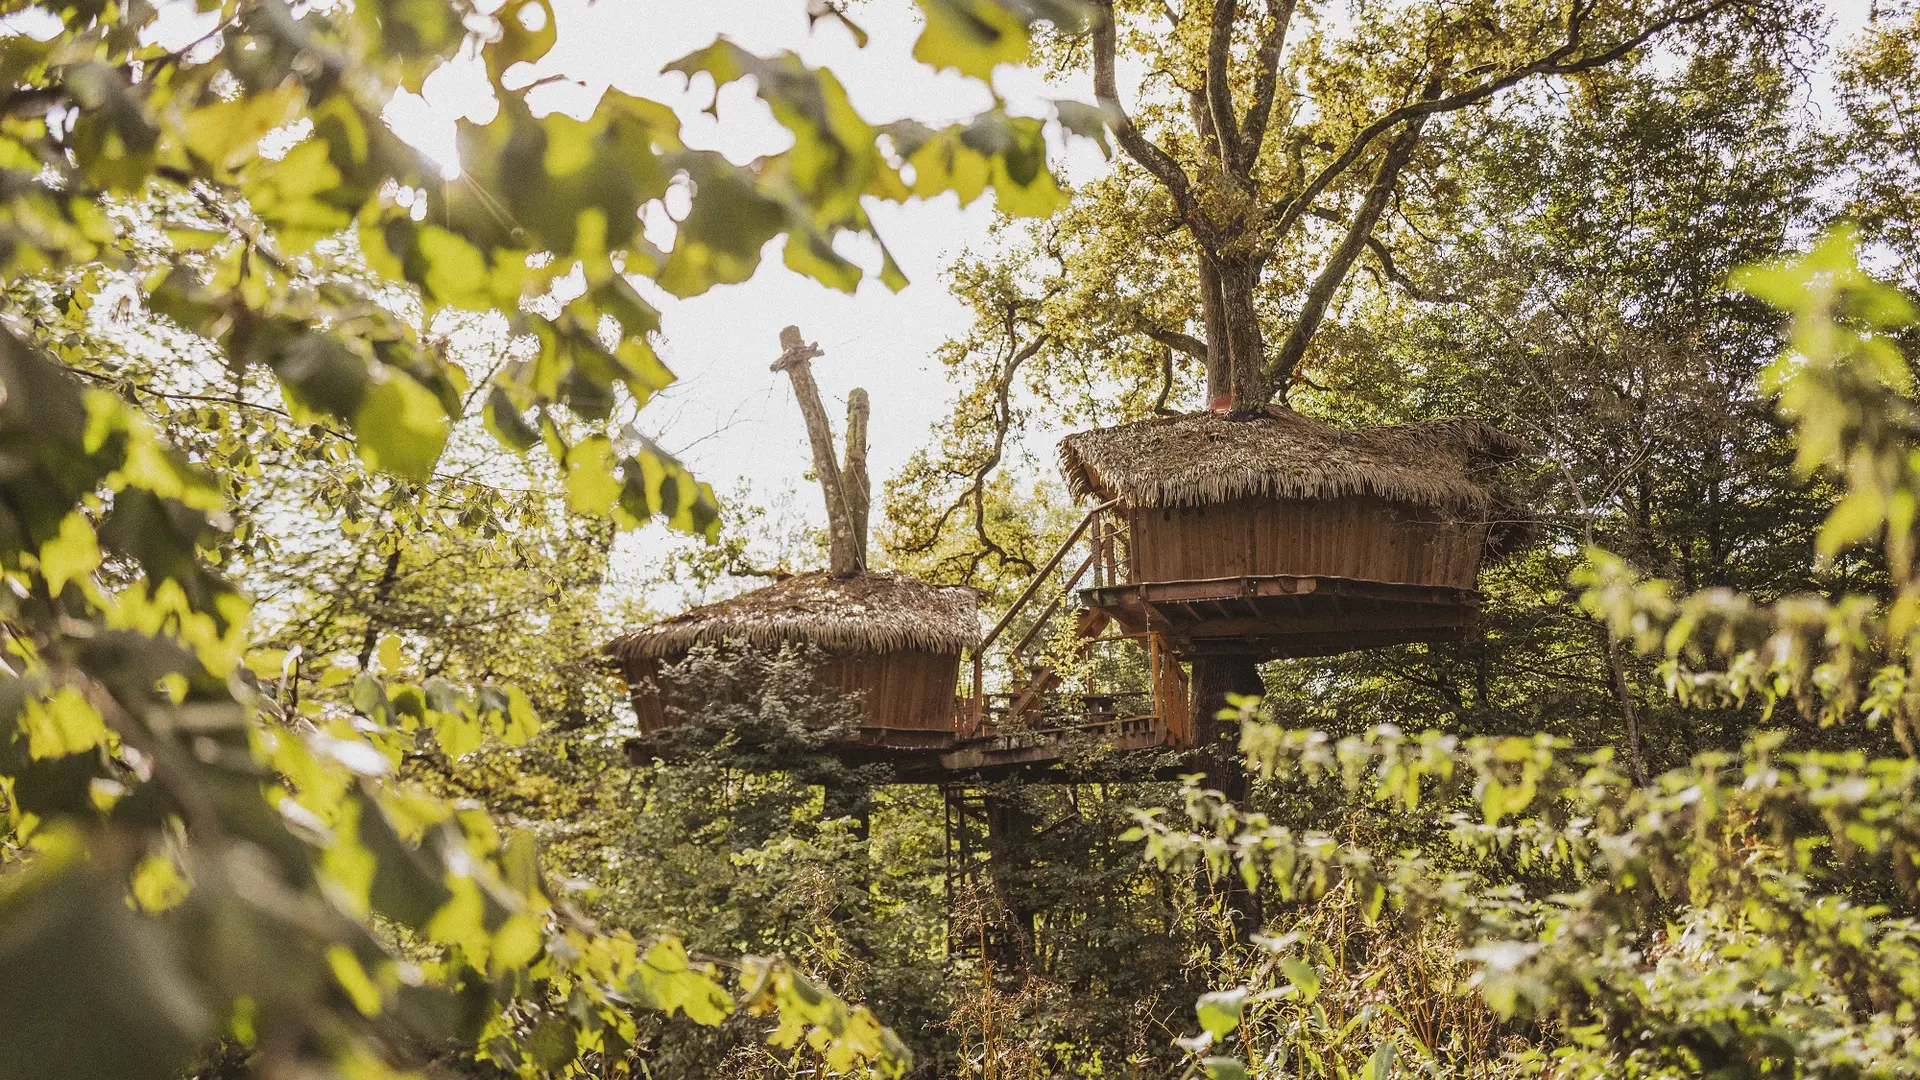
[1128,496,1489,588]
[624,649,962,735]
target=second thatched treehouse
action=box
[609,571,977,746]
[1064,407,1529,662]
[608,328,979,749]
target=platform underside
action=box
[1080,574,1480,659]
[831,715,1190,783]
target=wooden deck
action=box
[839,712,1190,783]
[1080,573,1480,659]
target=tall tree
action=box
[893,0,1811,582]
[1078,0,1799,412]
[1834,2,1920,291]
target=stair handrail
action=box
[965,498,1118,734]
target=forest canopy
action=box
[2,2,1920,1080]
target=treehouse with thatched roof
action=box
[608,328,979,751]
[1060,406,1528,676]
[609,571,978,746]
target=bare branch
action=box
[964,316,1049,575]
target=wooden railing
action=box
[955,499,1204,747]
[963,499,1115,735]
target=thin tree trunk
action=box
[843,387,870,558]
[1605,635,1650,785]
[772,326,864,577]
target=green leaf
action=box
[1281,959,1321,1003]
[0,849,214,1080]
[1819,487,1886,557]
[528,1013,578,1070]
[38,512,100,594]
[416,226,494,310]
[1054,98,1115,156]
[484,388,541,452]
[180,83,304,174]
[502,686,540,745]
[376,633,405,674]
[486,0,558,84]
[326,945,384,1017]
[913,0,1031,79]
[20,688,109,760]
[1362,1040,1397,1080]
[433,708,485,758]
[1196,988,1245,1038]
[564,436,622,515]
[354,367,450,480]
[1201,1057,1249,1080]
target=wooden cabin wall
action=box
[622,648,961,736]
[623,656,671,734]
[1126,496,1489,588]
[816,650,962,732]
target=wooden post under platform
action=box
[1186,653,1264,939]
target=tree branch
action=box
[1139,323,1209,359]
[1267,0,1741,239]
[964,317,1048,575]
[1153,346,1180,414]
[1306,207,1464,303]
[1266,86,1435,393]
[1236,0,1297,173]
[1205,0,1242,168]
[1362,234,1465,303]
[1093,0,1202,226]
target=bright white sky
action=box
[374,0,1885,607]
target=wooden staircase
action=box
[921,501,1193,779]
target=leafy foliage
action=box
[1132,236,1920,1079]
[0,0,1102,1076]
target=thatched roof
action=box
[607,571,981,661]
[1058,408,1528,515]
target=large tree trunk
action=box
[1189,653,1265,940]
[1219,255,1270,411]
[1198,250,1273,413]
[1190,654,1266,745]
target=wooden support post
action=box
[1150,634,1194,747]
[771,326,865,577]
